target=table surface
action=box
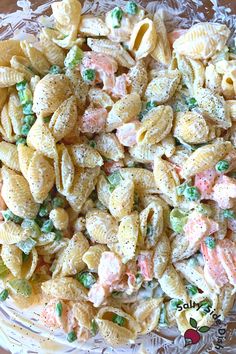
[0,0,235,354]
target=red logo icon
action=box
[184,318,210,346]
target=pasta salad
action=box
[0,0,235,347]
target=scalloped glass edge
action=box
[0,0,235,353]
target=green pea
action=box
[170,299,183,310]
[176,182,189,196]
[146,101,157,110]
[23,115,36,126]
[88,140,96,148]
[41,219,54,233]
[22,101,33,115]
[16,137,27,145]
[204,236,216,249]
[16,80,27,91]
[55,301,62,317]
[0,289,8,302]
[91,319,98,336]
[186,97,198,110]
[49,65,62,74]
[215,160,229,173]
[186,284,198,296]
[112,314,126,326]
[111,7,123,28]
[64,45,84,69]
[222,209,236,219]
[67,331,77,342]
[76,271,96,289]
[21,124,31,136]
[125,1,138,15]
[184,186,201,201]
[82,69,96,83]
[52,196,66,208]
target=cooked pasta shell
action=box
[69,143,103,168]
[30,75,41,92]
[129,18,157,60]
[39,29,66,67]
[0,67,24,88]
[41,277,88,300]
[106,93,141,132]
[82,244,109,272]
[54,143,74,195]
[1,166,39,218]
[173,22,230,59]
[66,167,100,212]
[131,298,163,334]
[128,60,148,97]
[20,247,38,280]
[27,117,57,159]
[158,264,188,302]
[88,88,114,109]
[0,87,8,112]
[153,233,171,278]
[175,259,213,294]
[0,102,13,141]
[87,38,135,68]
[196,87,231,129]
[96,306,140,346]
[173,111,212,144]
[95,133,124,161]
[8,90,23,133]
[181,139,232,179]
[86,209,118,244]
[65,68,89,110]
[10,55,35,81]
[137,105,173,145]
[145,70,181,104]
[17,144,34,179]
[226,100,236,121]
[141,195,170,228]
[49,95,77,141]
[79,15,109,36]
[32,74,72,117]
[120,168,158,194]
[51,0,81,37]
[153,157,181,206]
[49,208,69,231]
[54,232,89,277]
[151,12,171,65]
[27,151,55,203]
[0,40,24,66]
[217,285,235,319]
[221,71,236,100]
[205,63,222,94]
[37,236,68,256]
[117,212,139,263]
[1,244,22,277]
[171,234,198,263]
[129,142,164,163]
[0,142,20,171]
[173,54,204,95]
[109,179,134,220]
[72,301,96,330]
[20,41,50,76]
[96,174,112,209]
[0,221,29,244]
[140,202,164,249]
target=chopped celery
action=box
[8,279,32,297]
[16,237,37,254]
[64,45,84,68]
[170,208,188,233]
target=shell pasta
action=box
[0,0,235,349]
